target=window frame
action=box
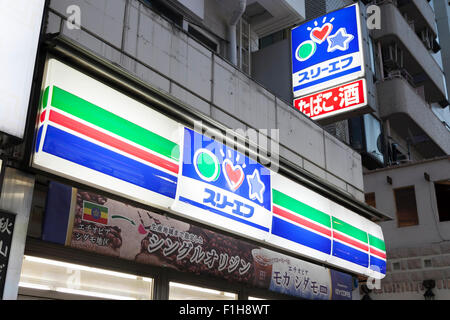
[393,185,420,228]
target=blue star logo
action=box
[327,27,354,53]
[247,169,265,204]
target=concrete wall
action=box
[46,0,366,201]
[251,38,292,104]
[364,157,450,249]
[363,157,450,299]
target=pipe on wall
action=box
[228,0,247,66]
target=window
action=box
[365,193,376,208]
[435,180,450,222]
[168,282,237,300]
[188,25,218,53]
[19,256,153,300]
[368,37,376,76]
[141,0,183,27]
[236,18,251,75]
[394,186,419,227]
[259,29,288,50]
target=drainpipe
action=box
[228,0,246,66]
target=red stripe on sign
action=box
[333,231,369,252]
[40,109,47,124]
[370,247,386,259]
[48,110,179,175]
[273,205,331,237]
[82,213,108,225]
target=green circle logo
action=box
[295,40,317,62]
[194,149,220,182]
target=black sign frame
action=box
[0,158,5,198]
[0,210,16,300]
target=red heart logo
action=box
[223,159,244,191]
[311,23,333,44]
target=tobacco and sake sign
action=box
[291,3,368,121]
[32,58,386,280]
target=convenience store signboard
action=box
[291,3,365,98]
[32,58,385,279]
[290,4,369,122]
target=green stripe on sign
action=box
[369,234,386,251]
[41,86,50,110]
[272,189,331,228]
[50,86,180,161]
[332,217,368,244]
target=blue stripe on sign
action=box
[332,241,369,268]
[36,126,43,153]
[271,216,331,254]
[179,196,270,232]
[42,125,177,199]
[293,66,362,92]
[370,255,386,274]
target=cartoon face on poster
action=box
[291,3,365,97]
[172,128,272,242]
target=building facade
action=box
[303,0,450,300]
[252,0,450,299]
[0,0,391,301]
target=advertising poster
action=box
[43,182,353,300]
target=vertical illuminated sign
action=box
[0,0,45,138]
[291,3,364,98]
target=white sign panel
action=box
[0,0,45,138]
[32,59,182,210]
[269,173,386,279]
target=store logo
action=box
[291,4,364,97]
[246,169,265,204]
[222,158,245,191]
[295,16,355,62]
[175,128,272,236]
[326,28,354,53]
[194,149,221,182]
[193,147,266,204]
[310,21,333,44]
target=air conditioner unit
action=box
[391,143,408,163]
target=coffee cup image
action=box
[251,248,273,288]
